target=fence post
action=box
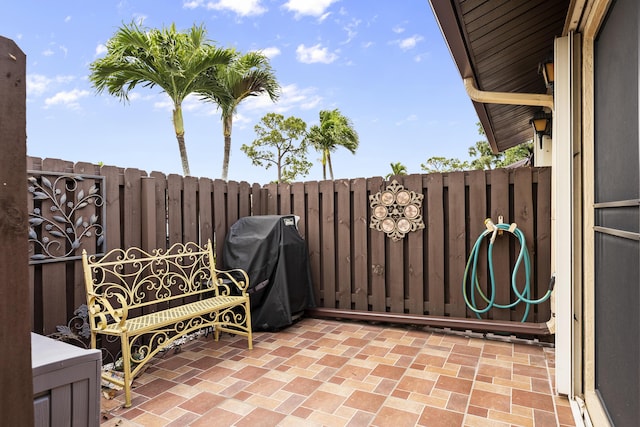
[0,36,34,426]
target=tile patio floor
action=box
[100,317,577,427]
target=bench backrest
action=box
[82,240,220,312]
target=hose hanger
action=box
[463,217,553,322]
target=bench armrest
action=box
[87,291,128,331]
[215,268,250,296]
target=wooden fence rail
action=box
[26,156,551,336]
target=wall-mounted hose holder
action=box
[463,217,554,322]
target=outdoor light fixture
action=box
[538,55,554,90]
[530,111,552,149]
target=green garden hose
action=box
[463,218,552,322]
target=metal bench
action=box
[82,240,252,407]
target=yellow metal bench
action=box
[81,240,252,407]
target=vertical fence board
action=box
[405,174,424,315]
[536,168,552,321]
[388,239,405,313]
[140,177,157,251]
[251,183,263,216]
[352,178,368,310]
[320,180,336,308]
[280,183,292,214]
[102,165,122,254]
[489,169,511,320]
[265,183,278,214]
[335,179,352,309]
[467,170,488,319]
[426,173,445,315]
[26,157,37,331]
[150,171,167,250]
[226,180,239,230]
[291,182,306,237]
[167,174,183,246]
[198,178,213,246]
[448,172,467,318]
[183,176,198,244]
[239,182,251,219]
[368,177,386,312]
[305,182,321,305]
[73,162,99,310]
[513,168,534,322]
[212,180,227,266]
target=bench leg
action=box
[245,300,253,350]
[121,335,133,408]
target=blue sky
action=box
[2,0,481,184]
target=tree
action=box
[200,50,280,181]
[241,113,311,183]
[421,122,532,173]
[89,22,233,176]
[421,156,469,173]
[385,162,408,179]
[306,109,359,180]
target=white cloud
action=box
[392,25,405,34]
[296,44,338,64]
[318,12,331,22]
[341,18,361,44]
[59,46,68,57]
[183,0,203,8]
[64,16,72,23]
[242,83,322,113]
[283,0,339,18]
[201,0,267,16]
[44,89,90,109]
[397,35,424,51]
[43,49,54,57]
[27,74,75,97]
[414,52,429,63]
[362,41,374,49]
[256,46,281,59]
[95,43,108,56]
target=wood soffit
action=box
[429,0,570,152]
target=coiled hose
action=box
[463,218,553,322]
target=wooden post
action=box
[0,36,34,425]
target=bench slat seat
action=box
[98,296,247,335]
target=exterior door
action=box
[593,0,640,424]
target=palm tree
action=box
[385,162,408,179]
[89,22,233,176]
[199,50,280,181]
[306,109,359,180]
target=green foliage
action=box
[89,21,234,176]
[241,113,311,183]
[199,50,280,180]
[421,122,532,173]
[385,162,408,179]
[306,109,359,180]
[420,156,469,173]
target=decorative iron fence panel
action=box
[27,156,551,336]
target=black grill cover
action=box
[222,215,315,331]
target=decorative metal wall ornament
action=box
[28,172,106,263]
[369,180,425,241]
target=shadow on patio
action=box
[100,317,575,427]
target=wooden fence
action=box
[26,156,551,336]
